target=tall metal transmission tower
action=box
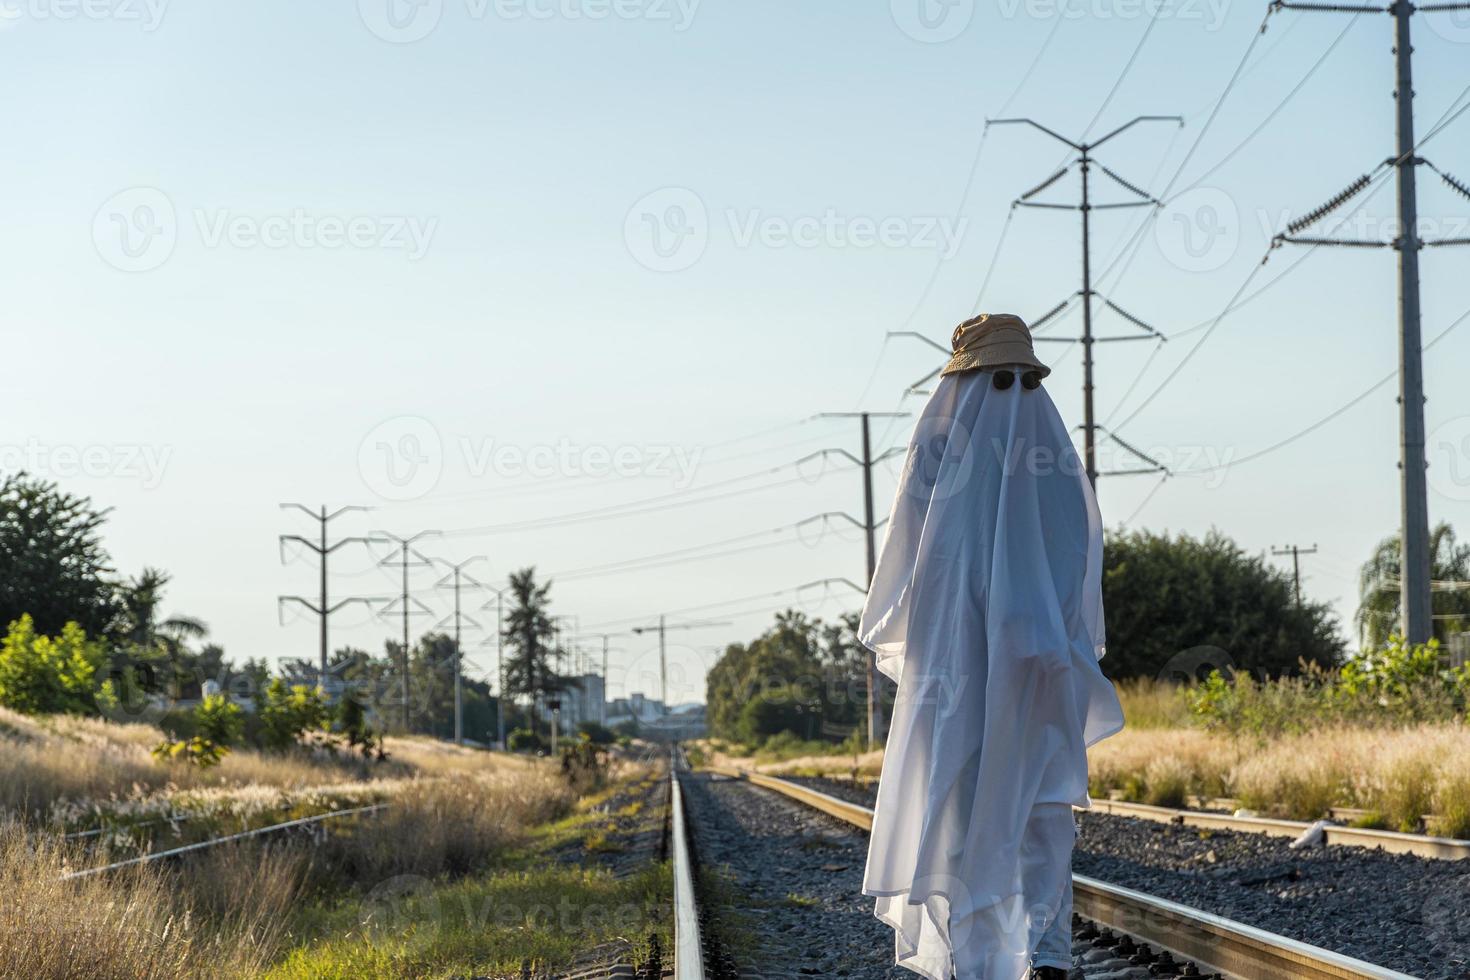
[988,115,1183,486]
[372,529,441,730]
[1270,0,1470,644]
[432,555,488,745]
[479,584,511,749]
[276,504,376,690]
[813,412,910,749]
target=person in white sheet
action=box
[858,313,1125,980]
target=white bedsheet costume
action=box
[858,330,1124,980]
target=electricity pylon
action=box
[1270,0,1470,643]
[277,504,376,691]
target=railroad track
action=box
[774,775,1470,862]
[670,748,705,980]
[674,763,1420,980]
[1086,799,1470,862]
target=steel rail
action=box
[1088,798,1470,860]
[670,750,706,980]
[60,803,389,881]
[708,767,1415,980]
[717,772,1470,861]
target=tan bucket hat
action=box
[940,313,1051,379]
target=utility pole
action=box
[1272,544,1319,607]
[372,529,441,732]
[632,617,730,717]
[1270,0,1469,643]
[987,115,1181,486]
[577,632,623,728]
[277,504,376,691]
[480,586,509,749]
[432,556,487,745]
[813,412,909,750]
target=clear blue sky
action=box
[6,0,1469,704]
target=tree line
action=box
[0,471,587,750]
[706,524,1469,748]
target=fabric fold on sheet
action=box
[859,369,1124,980]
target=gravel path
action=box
[780,774,1470,979]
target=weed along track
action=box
[534,754,674,980]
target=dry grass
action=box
[318,761,577,882]
[0,707,587,979]
[0,706,412,824]
[0,707,543,835]
[696,740,884,779]
[699,689,1470,836]
[0,824,302,979]
[1089,723,1470,830]
[1113,678,1195,730]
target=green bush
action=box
[334,690,385,759]
[1188,637,1470,736]
[508,727,545,753]
[0,615,106,715]
[257,679,329,751]
[576,721,616,745]
[152,693,242,768]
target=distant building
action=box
[540,673,607,733]
[605,694,706,741]
[605,692,667,728]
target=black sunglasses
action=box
[992,370,1043,391]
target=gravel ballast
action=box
[775,773,1470,978]
[680,773,1223,979]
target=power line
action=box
[888,1,1077,336]
[1173,13,1366,196]
[437,451,858,540]
[550,512,863,583]
[1119,299,1470,527]
[584,577,869,631]
[1171,298,1470,477]
[1108,164,1399,433]
[1081,4,1166,139]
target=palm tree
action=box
[120,567,209,700]
[500,568,570,741]
[1357,523,1470,650]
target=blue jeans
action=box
[1031,874,1073,970]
